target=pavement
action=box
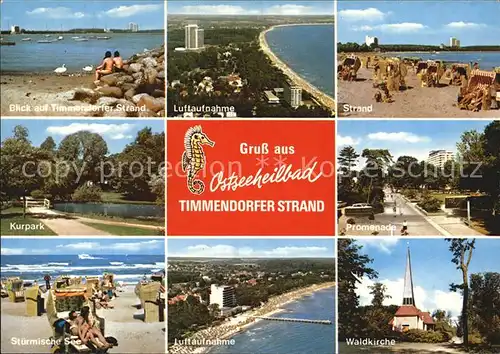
[339,191,483,237]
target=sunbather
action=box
[95,51,114,83]
[80,306,111,348]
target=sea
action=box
[210,287,335,354]
[0,254,165,285]
[389,51,500,70]
[0,33,164,73]
[265,25,334,97]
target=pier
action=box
[249,315,332,325]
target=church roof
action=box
[393,305,435,324]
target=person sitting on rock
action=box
[113,51,125,72]
[95,51,114,84]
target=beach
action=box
[1,74,95,116]
[0,285,165,353]
[168,281,335,354]
[337,56,499,118]
[259,24,336,112]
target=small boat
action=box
[74,38,89,42]
[21,38,32,41]
[0,41,16,46]
[37,39,55,43]
[97,36,111,40]
[57,36,63,40]
[44,34,51,37]
[71,36,80,39]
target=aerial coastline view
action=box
[167,239,335,354]
[0,1,165,117]
[167,1,335,118]
[1,238,166,353]
[337,1,500,118]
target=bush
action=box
[417,196,442,213]
[30,190,45,199]
[402,189,418,200]
[72,185,102,202]
[402,329,445,343]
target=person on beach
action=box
[95,51,114,83]
[68,311,80,337]
[78,306,111,348]
[113,51,125,72]
[44,274,51,290]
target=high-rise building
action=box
[390,246,435,332]
[128,22,139,32]
[427,150,454,168]
[209,284,236,308]
[185,24,199,50]
[197,28,204,49]
[10,25,20,34]
[284,80,302,109]
[449,37,460,48]
[365,35,379,47]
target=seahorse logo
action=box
[182,125,215,195]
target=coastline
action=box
[168,281,335,354]
[259,24,335,112]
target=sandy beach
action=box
[337,61,499,118]
[168,281,335,354]
[1,74,96,116]
[1,285,165,353]
[259,25,336,112]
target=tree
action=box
[13,125,29,143]
[446,238,476,349]
[338,146,359,175]
[338,239,378,339]
[360,149,392,208]
[469,272,500,344]
[369,282,391,307]
[40,137,56,153]
[457,130,485,164]
[482,121,500,215]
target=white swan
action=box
[54,64,67,74]
[82,65,93,72]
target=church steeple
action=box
[402,244,415,306]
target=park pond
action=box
[53,202,164,218]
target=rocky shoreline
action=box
[1,46,165,117]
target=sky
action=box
[1,238,165,255]
[0,119,165,154]
[168,238,336,258]
[168,1,334,15]
[354,238,500,320]
[337,120,493,167]
[0,1,165,31]
[338,1,500,45]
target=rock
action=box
[132,72,143,80]
[157,71,165,80]
[99,73,122,86]
[96,86,123,98]
[129,63,142,73]
[104,109,128,117]
[144,68,158,85]
[72,88,100,103]
[141,57,157,68]
[97,97,119,106]
[151,89,165,98]
[120,83,136,92]
[138,109,157,117]
[116,75,134,86]
[137,95,165,113]
[132,93,149,104]
[124,88,136,100]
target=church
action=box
[389,246,435,332]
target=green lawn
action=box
[0,207,56,236]
[101,192,157,205]
[430,193,468,203]
[80,221,163,236]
